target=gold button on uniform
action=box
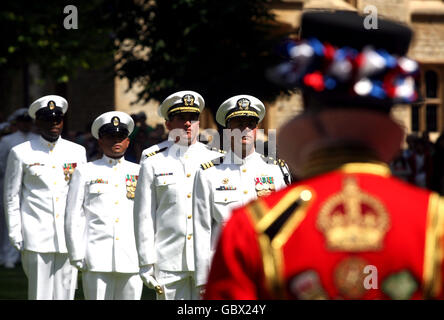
[242,169,247,173]
[224,198,228,202]
[186,173,191,178]
[56,214,60,218]
[116,237,119,240]
[187,193,191,198]
[187,234,192,240]
[56,197,59,202]
[115,218,119,223]
[188,215,192,219]
[244,190,248,194]
[52,165,56,168]
[115,201,119,205]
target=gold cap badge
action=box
[112,116,120,127]
[48,101,56,110]
[182,94,195,107]
[237,98,250,110]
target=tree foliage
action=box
[0,0,116,83]
[114,0,292,116]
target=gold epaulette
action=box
[201,161,215,170]
[261,154,286,166]
[144,146,168,159]
[209,146,227,154]
[277,158,287,167]
[200,156,224,170]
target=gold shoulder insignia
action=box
[261,154,282,166]
[201,161,215,170]
[210,146,226,154]
[144,146,168,158]
[277,159,287,167]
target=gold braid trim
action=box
[246,186,314,299]
[423,193,444,298]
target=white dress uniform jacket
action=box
[134,141,223,272]
[3,136,87,253]
[193,151,288,286]
[65,155,140,273]
[0,131,38,264]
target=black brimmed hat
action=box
[91,111,135,139]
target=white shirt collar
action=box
[39,135,59,151]
[102,154,125,166]
[225,149,258,165]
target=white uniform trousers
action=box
[82,271,143,300]
[21,250,77,300]
[155,270,199,300]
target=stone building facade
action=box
[114,0,444,143]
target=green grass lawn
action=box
[0,263,156,300]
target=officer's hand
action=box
[198,285,206,299]
[13,241,23,251]
[71,259,86,271]
[139,265,163,294]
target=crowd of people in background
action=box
[390,131,444,195]
[0,110,168,165]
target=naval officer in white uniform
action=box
[192,95,291,293]
[134,90,224,300]
[3,95,87,299]
[0,108,38,269]
[65,111,143,300]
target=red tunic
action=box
[204,162,444,300]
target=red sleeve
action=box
[204,208,270,300]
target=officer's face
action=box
[98,132,130,158]
[227,117,258,146]
[166,112,200,145]
[36,115,64,142]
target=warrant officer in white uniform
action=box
[193,95,291,292]
[0,109,38,268]
[134,90,224,300]
[65,111,143,300]
[3,95,87,299]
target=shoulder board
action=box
[207,146,226,154]
[145,146,168,158]
[260,154,286,166]
[200,156,224,170]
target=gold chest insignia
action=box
[317,176,390,251]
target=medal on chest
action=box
[63,163,77,182]
[254,176,276,197]
[125,174,138,199]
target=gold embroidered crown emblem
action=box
[317,177,390,251]
[183,94,195,106]
[237,98,250,110]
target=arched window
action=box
[425,70,438,98]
